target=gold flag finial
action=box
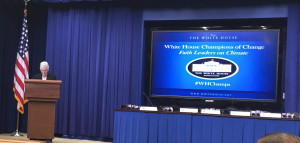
[24,0,30,15]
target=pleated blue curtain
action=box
[0,3,48,132]
[285,3,300,112]
[45,6,143,138]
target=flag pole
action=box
[11,0,30,137]
[11,112,23,136]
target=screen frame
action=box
[149,29,280,102]
[143,18,286,107]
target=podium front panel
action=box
[27,100,56,139]
[24,79,61,140]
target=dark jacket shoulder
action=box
[32,73,56,80]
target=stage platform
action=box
[0,133,111,143]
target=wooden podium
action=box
[24,79,62,140]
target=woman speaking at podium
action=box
[32,61,56,80]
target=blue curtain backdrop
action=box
[0,2,48,132]
[285,3,300,113]
[45,5,143,138]
[0,3,25,133]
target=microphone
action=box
[142,92,154,106]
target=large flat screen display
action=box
[150,30,280,101]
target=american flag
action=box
[13,14,29,114]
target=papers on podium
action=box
[230,111,251,116]
[260,112,282,118]
[200,108,221,115]
[180,108,199,113]
[139,106,158,111]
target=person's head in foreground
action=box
[40,61,49,78]
[257,132,300,143]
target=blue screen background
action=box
[151,30,279,100]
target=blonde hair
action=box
[257,132,300,143]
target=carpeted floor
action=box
[0,133,112,143]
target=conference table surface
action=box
[114,109,300,143]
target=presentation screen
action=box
[150,30,280,101]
